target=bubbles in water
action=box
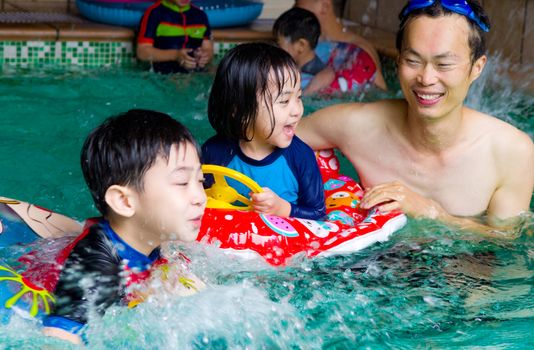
[0,55,532,348]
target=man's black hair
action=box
[80,109,199,215]
[273,7,321,49]
[396,0,490,62]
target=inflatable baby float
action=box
[0,199,82,320]
[198,149,407,266]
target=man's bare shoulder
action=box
[298,99,404,150]
[354,99,407,127]
[308,99,403,121]
[468,107,534,160]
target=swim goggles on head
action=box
[401,0,490,32]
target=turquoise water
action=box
[0,60,532,349]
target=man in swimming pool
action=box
[297,0,534,237]
[42,110,206,344]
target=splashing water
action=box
[466,55,534,139]
[0,56,532,348]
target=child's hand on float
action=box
[177,49,197,70]
[250,188,291,217]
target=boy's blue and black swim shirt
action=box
[137,1,211,73]
[43,220,161,336]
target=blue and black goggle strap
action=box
[400,0,490,32]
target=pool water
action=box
[0,60,532,349]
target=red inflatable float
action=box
[0,149,406,320]
[198,149,407,266]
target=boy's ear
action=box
[104,185,137,218]
[296,38,309,53]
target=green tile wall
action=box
[0,41,135,68]
[0,41,237,68]
[213,42,237,61]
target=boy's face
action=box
[135,142,206,243]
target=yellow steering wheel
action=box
[202,165,263,210]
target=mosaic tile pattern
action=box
[0,40,238,68]
[213,42,237,61]
[0,40,135,68]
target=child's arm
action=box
[251,141,327,220]
[303,66,336,96]
[291,164,326,220]
[286,139,327,220]
[250,181,325,219]
[195,39,214,68]
[42,327,82,345]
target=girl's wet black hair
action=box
[80,109,199,215]
[396,0,490,62]
[208,42,299,142]
[273,7,321,49]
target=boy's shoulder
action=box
[301,54,326,75]
[60,220,121,273]
[202,134,239,162]
[44,221,126,334]
[68,220,162,272]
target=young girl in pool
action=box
[202,42,326,220]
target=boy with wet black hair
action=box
[294,0,387,90]
[274,7,378,95]
[43,109,207,344]
[273,7,336,95]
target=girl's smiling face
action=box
[246,68,303,156]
